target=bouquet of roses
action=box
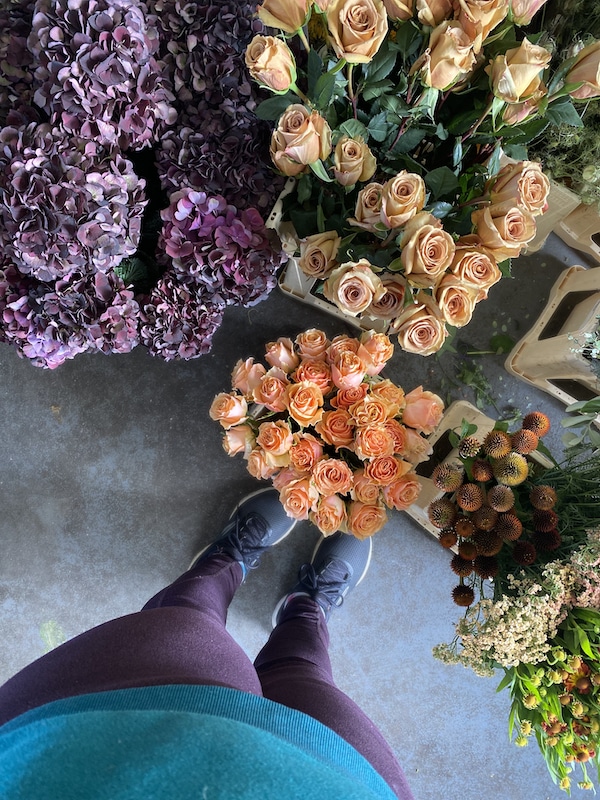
[210,327,444,536]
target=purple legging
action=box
[0,555,413,800]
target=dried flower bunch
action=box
[245,0,600,354]
[210,327,444,537]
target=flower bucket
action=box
[556,203,600,263]
[523,179,581,254]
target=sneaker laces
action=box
[226,512,270,570]
[297,558,351,613]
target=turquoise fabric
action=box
[0,684,397,799]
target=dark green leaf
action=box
[379,93,409,117]
[367,111,388,142]
[503,117,549,146]
[338,119,369,141]
[387,257,404,272]
[428,201,454,219]
[317,204,326,233]
[391,126,427,154]
[296,173,313,204]
[498,258,512,277]
[314,71,336,110]
[362,79,394,101]
[307,48,324,97]
[255,93,296,120]
[364,40,398,83]
[425,166,459,199]
[489,333,515,354]
[393,20,423,58]
[447,109,482,136]
[546,97,585,128]
[502,143,528,160]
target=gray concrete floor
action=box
[0,232,597,799]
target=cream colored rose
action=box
[315,409,356,449]
[401,212,455,287]
[382,474,422,510]
[367,274,407,319]
[333,137,377,187]
[347,501,388,538]
[257,0,310,33]
[471,204,537,259]
[245,36,297,93]
[298,230,341,279]
[411,21,477,90]
[323,259,385,316]
[279,477,320,520]
[289,432,324,472]
[434,274,479,327]
[295,328,330,360]
[349,182,384,232]
[489,160,549,217]
[312,458,354,496]
[222,424,255,457]
[310,495,347,536]
[380,171,426,228]
[450,237,501,299]
[416,0,453,26]
[402,385,444,433]
[455,0,509,44]
[326,0,388,64]
[487,38,551,104]
[209,392,248,429]
[270,105,332,176]
[357,330,394,375]
[393,292,448,355]
[253,367,289,412]
[265,337,300,372]
[509,0,549,26]
[566,41,600,100]
[383,0,414,21]
[257,420,293,455]
[284,380,324,427]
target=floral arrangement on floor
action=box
[244,0,600,354]
[430,410,600,791]
[0,0,287,368]
[210,327,444,536]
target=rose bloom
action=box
[401,212,455,288]
[289,432,324,472]
[410,21,477,91]
[349,395,391,426]
[326,0,388,64]
[312,458,354,496]
[383,419,408,454]
[402,385,444,434]
[298,231,341,279]
[247,447,281,480]
[346,501,388,538]
[357,330,394,376]
[270,104,332,176]
[272,466,304,490]
[253,367,289,412]
[293,359,333,395]
[434,275,479,328]
[222,424,255,457]
[380,171,426,229]
[257,0,310,33]
[487,38,551,104]
[367,274,407,319]
[382,474,422,510]
[209,392,248,429]
[383,0,413,20]
[509,0,549,26]
[471,204,537,259]
[245,35,297,93]
[416,0,453,26]
[331,383,369,410]
[489,160,549,217]
[354,425,395,460]
[566,41,600,100]
[349,182,384,232]
[393,292,448,356]
[310,494,347,536]
[450,236,502,300]
[402,426,433,464]
[352,468,382,504]
[265,337,300,373]
[330,350,368,390]
[323,259,385,316]
[327,334,360,362]
[256,419,293,455]
[279,477,320,520]
[502,94,545,126]
[364,455,412,485]
[284,380,324,427]
[333,137,377,187]
[295,328,330,360]
[315,408,356,449]
[455,0,509,44]
[370,379,406,415]
[231,357,267,397]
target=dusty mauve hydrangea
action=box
[0,123,147,282]
[29,0,176,149]
[0,2,38,127]
[139,271,224,360]
[159,189,288,308]
[0,260,34,344]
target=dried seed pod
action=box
[512,541,537,565]
[472,528,504,556]
[482,430,512,459]
[511,429,539,455]
[428,498,457,529]
[473,555,499,579]
[458,540,478,560]
[532,528,561,552]
[533,508,559,532]
[452,584,475,606]
[432,463,464,492]
[496,512,523,541]
[454,516,476,538]
[438,528,458,549]
[456,483,484,512]
[530,485,557,510]
[471,458,493,482]
[492,453,529,486]
[472,505,499,531]
[487,484,515,512]
[451,554,474,577]
[522,411,551,437]
[458,436,481,458]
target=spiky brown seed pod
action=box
[452,584,475,607]
[428,498,457,529]
[511,429,539,455]
[451,554,474,577]
[532,528,562,552]
[472,528,504,556]
[482,430,512,459]
[496,512,523,541]
[530,485,557,511]
[522,411,551,437]
[456,483,484,512]
[473,555,499,579]
[513,541,537,565]
[533,508,559,532]
[492,453,529,486]
[454,516,476,538]
[472,505,499,531]
[487,484,515,512]
[471,458,493,482]
[432,462,465,492]
[458,436,481,458]
[458,540,478,560]
[438,528,458,549]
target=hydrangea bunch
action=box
[0,1,37,127]
[210,328,443,537]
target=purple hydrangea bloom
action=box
[0,2,39,128]
[29,0,177,150]
[139,270,224,360]
[0,259,34,344]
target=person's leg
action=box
[254,534,414,800]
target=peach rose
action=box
[323,259,385,316]
[354,425,395,460]
[434,274,479,327]
[293,359,333,395]
[327,334,360,362]
[272,466,304,491]
[471,204,537,259]
[256,420,293,455]
[357,331,394,376]
[411,20,477,90]
[402,426,433,464]
[331,383,369,410]
[380,171,426,229]
[257,0,310,33]
[295,328,331,361]
[247,447,281,479]
[326,0,388,64]
[416,0,453,26]
[349,395,391,426]
[289,432,324,472]
[245,35,297,93]
[502,94,545,126]
[364,455,412,485]
[284,380,324,427]
[330,350,368,390]
[265,337,300,373]
[298,231,341,279]
[333,137,377,187]
[315,408,356,449]
[346,501,388,538]
[487,38,551,104]
[352,468,382,504]
[393,292,448,355]
[222,424,256,457]
[253,367,289,412]
[383,419,408,454]
[402,385,444,433]
[367,274,407,319]
[310,495,347,536]
[209,392,248,429]
[382,474,422,510]
[490,160,550,217]
[455,0,509,43]
[383,0,413,20]
[566,41,600,100]
[450,237,502,300]
[509,0,549,26]
[279,477,320,520]
[349,182,384,232]
[401,212,455,287]
[231,357,267,397]
[312,458,354,496]
[370,379,406,414]
[270,105,332,176]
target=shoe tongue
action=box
[321,557,351,585]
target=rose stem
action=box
[461,98,494,143]
[297,27,310,52]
